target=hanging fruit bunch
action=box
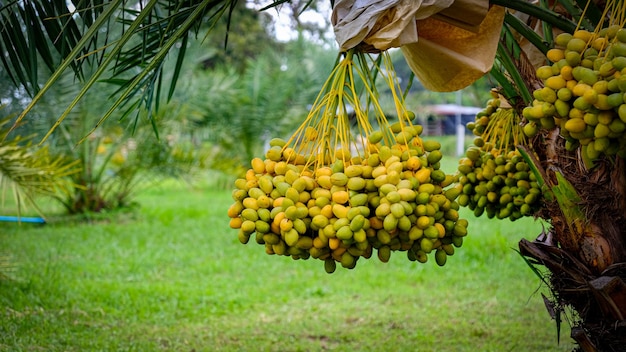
[227,50,468,273]
[458,92,543,221]
[522,11,626,167]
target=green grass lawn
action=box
[1,171,577,351]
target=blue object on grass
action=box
[0,215,46,224]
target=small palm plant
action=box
[0,110,80,220]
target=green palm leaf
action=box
[503,11,549,55]
[78,0,230,144]
[0,113,81,219]
[3,0,122,139]
[490,0,582,106]
[491,0,577,33]
[0,0,601,143]
[0,0,238,143]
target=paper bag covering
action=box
[401,4,505,92]
[332,0,504,92]
[332,0,454,51]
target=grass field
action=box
[0,153,578,351]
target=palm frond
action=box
[491,0,577,33]
[3,0,123,140]
[490,0,590,108]
[0,7,36,96]
[571,0,603,28]
[538,0,554,46]
[0,112,81,218]
[77,0,232,144]
[495,28,534,106]
[258,0,294,12]
[0,0,239,143]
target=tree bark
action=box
[518,126,626,351]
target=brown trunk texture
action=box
[519,129,626,351]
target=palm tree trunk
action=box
[519,129,626,351]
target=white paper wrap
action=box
[331,0,454,51]
[331,0,505,92]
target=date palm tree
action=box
[2,0,625,350]
[487,1,626,350]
